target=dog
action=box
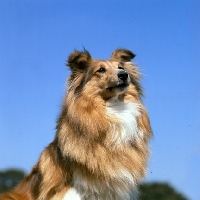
[0,49,152,200]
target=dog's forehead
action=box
[92,59,119,68]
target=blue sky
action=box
[0,0,199,199]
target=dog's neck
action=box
[107,96,120,107]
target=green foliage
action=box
[0,169,25,192]
[138,182,188,200]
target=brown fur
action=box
[0,48,152,200]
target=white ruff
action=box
[72,171,135,200]
[62,188,81,200]
[106,98,142,145]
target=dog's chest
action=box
[71,172,135,200]
[106,100,141,144]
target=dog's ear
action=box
[67,49,92,72]
[111,49,136,62]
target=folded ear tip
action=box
[132,52,136,58]
[111,48,136,62]
[67,49,91,71]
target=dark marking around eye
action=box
[118,66,124,70]
[97,68,106,73]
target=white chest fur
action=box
[62,188,81,200]
[72,171,136,200]
[106,98,142,145]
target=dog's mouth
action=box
[106,82,129,92]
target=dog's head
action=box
[67,49,142,100]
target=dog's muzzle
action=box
[106,71,130,92]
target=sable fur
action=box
[0,48,152,200]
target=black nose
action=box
[118,71,128,81]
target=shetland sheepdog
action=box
[0,49,152,200]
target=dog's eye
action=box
[118,66,124,70]
[97,68,106,73]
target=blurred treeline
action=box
[0,169,188,200]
